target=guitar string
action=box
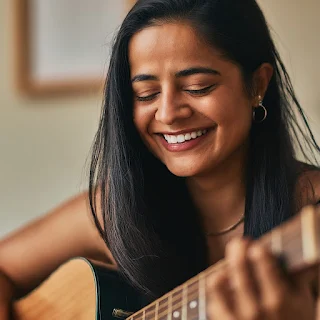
[131,248,302,320]
[153,236,302,318]
[134,291,221,320]
[143,264,229,319]
[130,253,300,320]
[130,245,300,320]
[154,291,201,319]
[132,285,208,320]
[129,260,235,319]
[154,289,200,317]
[127,261,224,320]
[128,221,303,320]
[129,277,213,320]
[140,292,197,320]
[155,236,298,319]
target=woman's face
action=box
[129,22,256,177]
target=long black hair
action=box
[89,0,320,299]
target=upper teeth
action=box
[164,130,207,144]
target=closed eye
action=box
[136,92,160,102]
[135,84,216,102]
[185,85,216,95]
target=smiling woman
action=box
[0,0,320,319]
[89,0,320,316]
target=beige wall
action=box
[0,0,319,236]
[0,1,103,236]
[258,0,320,144]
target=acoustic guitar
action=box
[13,205,320,320]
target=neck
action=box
[186,147,247,232]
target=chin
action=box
[165,163,203,178]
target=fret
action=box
[155,300,159,320]
[301,205,318,263]
[144,305,156,320]
[170,289,182,320]
[258,205,317,271]
[132,313,143,320]
[186,280,199,320]
[181,284,187,320]
[198,274,206,320]
[158,296,169,320]
[168,293,172,320]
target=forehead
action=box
[128,22,222,73]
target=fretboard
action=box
[127,205,320,320]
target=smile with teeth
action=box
[163,129,208,144]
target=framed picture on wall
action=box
[14,0,136,97]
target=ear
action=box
[252,63,274,105]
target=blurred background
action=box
[0,0,319,237]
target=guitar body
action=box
[13,258,146,320]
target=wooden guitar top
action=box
[13,258,97,320]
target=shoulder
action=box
[295,162,320,207]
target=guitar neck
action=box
[127,205,320,320]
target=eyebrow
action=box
[131,67,221,83]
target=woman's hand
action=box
[206,238,315,320]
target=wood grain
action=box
[13,259,96,320]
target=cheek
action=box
[200,89,253,150]
[218,96,253,150]
[133,106,162,160]
[133,107,148,134]
[133,106,155,144]
[202,88,252,128]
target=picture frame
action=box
[14,0,136,97]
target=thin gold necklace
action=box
[205,214,245,236]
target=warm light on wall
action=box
[14,0,135,98]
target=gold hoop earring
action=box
[253,98,267,123]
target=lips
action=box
[158,127,214,152]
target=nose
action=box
[155,89,193,125]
